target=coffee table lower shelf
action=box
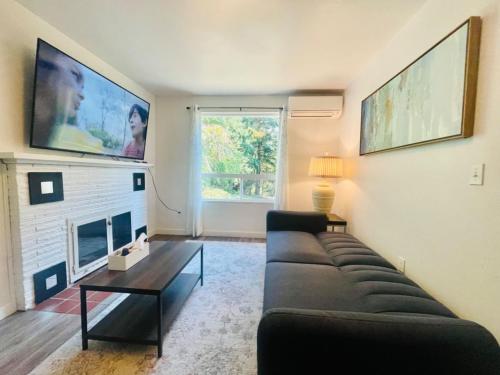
[83,272,200,356]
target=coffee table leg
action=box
[157,293,163,357]
[80,287,88,350]
[200,245,204,286]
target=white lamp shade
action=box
[308,156,343,178]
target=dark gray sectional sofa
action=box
[258,210,500,375]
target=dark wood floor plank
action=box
[0,295,119,375]
[0,311,79,375]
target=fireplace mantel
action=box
[0,152,153,169]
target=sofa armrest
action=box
[257,308,500,375]
[266,210,327,234]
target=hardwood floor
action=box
[0,297,114,375]
[0,235,264,375]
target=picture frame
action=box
[359,17,481,155]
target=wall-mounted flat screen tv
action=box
[30,39,150,160]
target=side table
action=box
[327,213,347,233]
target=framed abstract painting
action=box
[360,17,481,155]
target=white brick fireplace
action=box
[0,152,152,310]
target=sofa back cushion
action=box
[267,211,327,234]
[267,231,333,265]
[317,232,395,269]
[316,232,456,318]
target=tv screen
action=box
[30,39,150,160]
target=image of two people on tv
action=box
[31,41,149,159]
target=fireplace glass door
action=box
[71,211,134,282]
[112,212,132,250]
[77,218,109,268]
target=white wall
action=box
[0,0,157,232]
[287,116,341,211]
[336,0,500,340]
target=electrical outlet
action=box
[396,256,406,273]
[469,163,484,185]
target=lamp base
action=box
[312,182,335,213]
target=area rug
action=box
[30,241,266,375]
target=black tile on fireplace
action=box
[133,172,145,191]
[28,172,64,205]
[33,261,67,304]
[135,225,147,239]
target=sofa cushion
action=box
[317,232,396,269]
[342,268,456,317]
[265,233,456,319]
[264,261,456,318]
[263,262,361,312]
[266,231,333,265]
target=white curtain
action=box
[274,110,288,210]
[187,106,203,237]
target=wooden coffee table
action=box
[79,241,203,357]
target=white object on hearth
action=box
[308,155,343,213]
[108,246,149,271]
[288,96,343,119]
[132,233,148,251]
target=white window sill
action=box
[202,198,274,204]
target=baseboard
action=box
[155,227,266,239]
[202,229,266,239]
[0,302,17,321]
[155,227,189,236]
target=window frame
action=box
[200,111,281,203]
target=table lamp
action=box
[308,155,343,213]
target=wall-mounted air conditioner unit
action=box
[288,96,343,119]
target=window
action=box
[201,112,280,201]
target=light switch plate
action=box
[40,181,54,194]
[469,163,484,185]
[45,274,57,289]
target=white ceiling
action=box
[17,0,426,96]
